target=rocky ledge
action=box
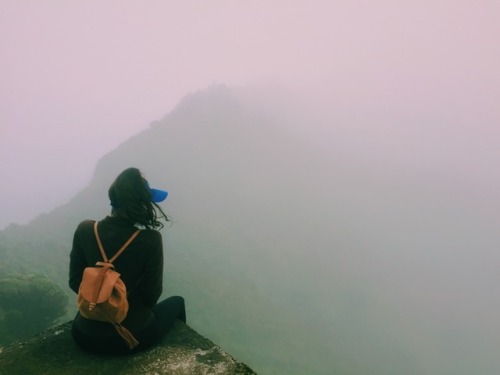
[0,321,256,375]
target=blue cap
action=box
[149,187,168,203]
[110,182,168,208]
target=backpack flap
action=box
[78,265,129,323]
[79,266,121,304]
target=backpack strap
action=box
[94,221,141,263]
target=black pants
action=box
[72,296,186,355]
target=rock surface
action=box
[0,321,256,375]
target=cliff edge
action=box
[0,321,256,375]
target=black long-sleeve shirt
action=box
[69,215,164,334]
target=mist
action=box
[1,1,499,374]
[2,1,498,228]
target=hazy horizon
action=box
[1,1,498,229]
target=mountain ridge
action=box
[0,84,338,374]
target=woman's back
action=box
[69,216,163,333]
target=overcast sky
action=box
[1,1,499,229]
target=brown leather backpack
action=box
[77,221,141,349]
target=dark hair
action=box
[108,167,169,229]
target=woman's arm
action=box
[68,223,88,293]
[140,231,164,307]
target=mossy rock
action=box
[0,321,256,375]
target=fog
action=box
[2,1,498,229]
[1,1,500,373]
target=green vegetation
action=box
[0,274,67,345]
